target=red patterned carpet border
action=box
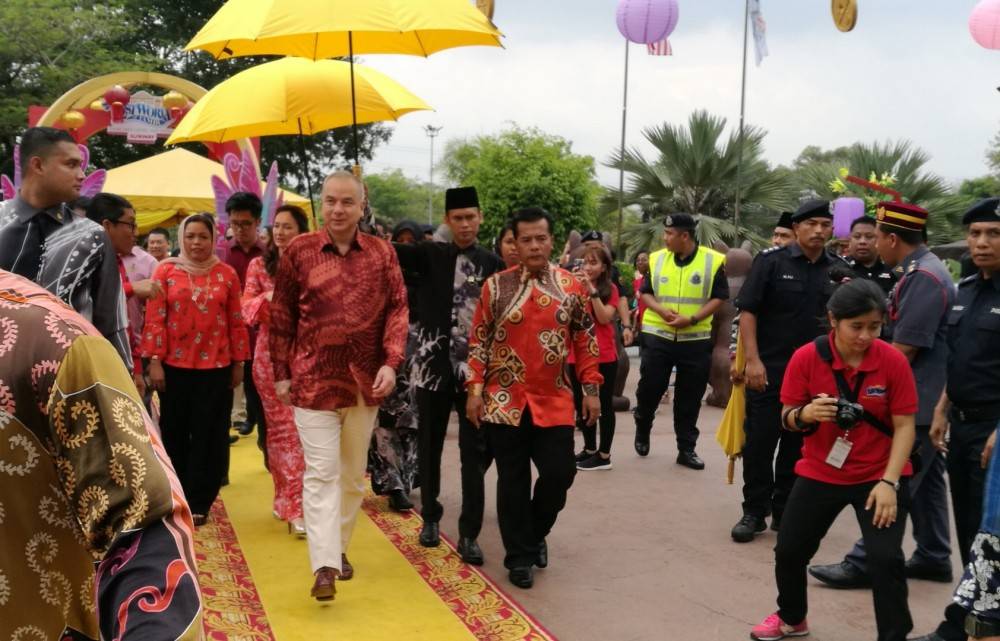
[362,495,559,641]
[194,501,276,641]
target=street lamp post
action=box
[424,125,443,224]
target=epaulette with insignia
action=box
[959,274,978,287]
[907,262,918,274]
[761,246,782,255]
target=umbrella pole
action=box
[349,31,361,171]
[297,120,318,229]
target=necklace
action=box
[187,271,213,314]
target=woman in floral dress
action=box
[243,205,310,535]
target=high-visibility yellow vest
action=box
[641,245,726,342]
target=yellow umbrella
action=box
[167,57,431,144]
[185,0,502,166]
[715,333,747,484]
[185,0,503,60]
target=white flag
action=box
[749,0,769,66]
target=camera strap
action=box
[812,336,894,439]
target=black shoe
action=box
[807,561,871,589]
[457,537,484,565]
[236,421,254,436]
[535,540,548,569]
[730,515,766,543]
[634,426,651,457]
[770,512,781,532]
[419,521,440,547]
[575,449,597,463]
[508,565,534,589]
[577,453,612,471]
[905,558,953,583]
[676,450,705,470]
[387,490,413,512]
[228,434,239,445]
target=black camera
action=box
[835,397,865,430]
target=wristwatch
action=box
[965,612,1000,638]
[879,478,900,492]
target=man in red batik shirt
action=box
[270,171,408,603]
[466,207,602,590]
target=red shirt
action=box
[141,262,250,369]
[269,230,409,411]
[219,240,266,287]
[569,286,620,364]
[780,334,917,485]
[467,265,602,428]
[633,275,647,332]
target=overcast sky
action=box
[363,1,998,191]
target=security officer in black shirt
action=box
[731,199,846,543]
[913,198,1000,641]
[846,216,898,295]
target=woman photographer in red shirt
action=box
[750,278,917,641]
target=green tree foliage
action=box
[364,169,444,225]
[442,125,601,244]
[790,140,969,244]
[606,110,790,259]
[0,0,391,196]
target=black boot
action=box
[419,521,440,547]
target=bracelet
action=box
[589,291,600,299]
[622,325,633,330]
[879,478,900,491]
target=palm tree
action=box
[793,140,971,244]
[606,110,792,259]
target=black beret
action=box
[445,186,479,211]
[962,197,1000,225]
[663,213,697,229]
[775,211,794,230]
[581,230,603,243]
[790,199,832,223]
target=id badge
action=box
[825,436,853,469]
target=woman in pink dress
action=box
[243,205,310,535]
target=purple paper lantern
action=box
[832,197,865,239]
[616,0,680,45]
[970,0,1000,50]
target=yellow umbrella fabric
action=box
[186,0,503,60]
[167,57,432,145]
[715,333,747,484]
[101,148,311,234]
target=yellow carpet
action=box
[220,440,477,641]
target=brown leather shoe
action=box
[340,554,354,581]
[310,567,337,601]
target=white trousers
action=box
[294,401,378,573]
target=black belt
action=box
[952,404,1000,423]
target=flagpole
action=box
[734,0,751,231]
[616,39,629,258]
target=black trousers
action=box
[776,477,912,641]
[244,359,266,443]
[934,416,999,641]
[634,334,712,452]
[160,365,233,515]
[417,386,492,539]
[741,368,803,519]
[487,410,576,568]
[569,361,618,454]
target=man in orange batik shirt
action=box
[466,207,602,590]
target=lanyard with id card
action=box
[825,432,853,469]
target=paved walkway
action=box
[432,355,956,641]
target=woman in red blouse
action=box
[243,205,309,536]
[570,245,632,471]
[143,213,250,526]
[750,278,916,641]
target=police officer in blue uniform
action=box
[810,200,956,588]
[845,216,898,295]
[731,199,846,542]
[912,197,1000,641]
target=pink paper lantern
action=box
[616,0,679,45]
[832,197,866,239]
[971,0,1000,49]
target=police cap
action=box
[581,230,603,243]
[961,197,1000,225]
[663,213,697,230]
[790,199,833,223]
